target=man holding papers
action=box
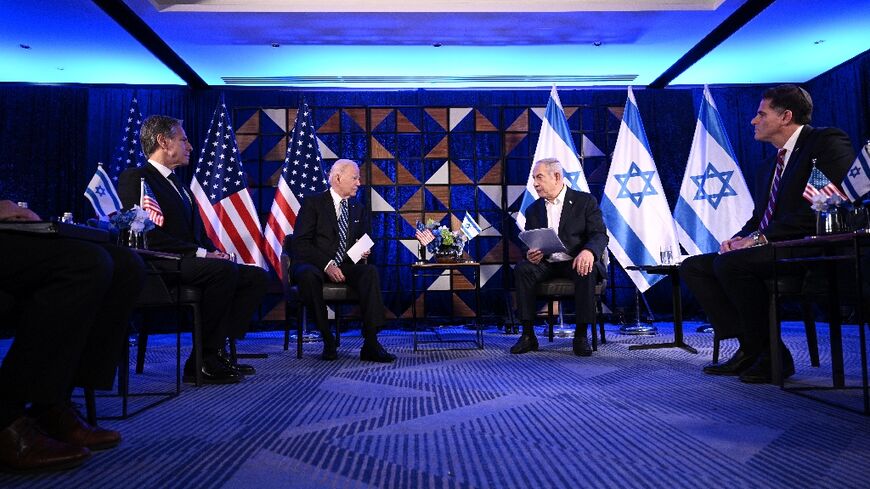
[292,159,395,363]
[512,158,608,356]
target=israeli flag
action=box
[84,163,122,217]
[460,211,482,240]
[674,86,753,255]
[601,87,678,293]
[517,85,589,231]
[842,142,870,202]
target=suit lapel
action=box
[779,125,814,193]
[557,188,576,240]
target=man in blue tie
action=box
[292,159,395,363]
[681,85,854,383]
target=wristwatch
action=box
[748,231,768,246]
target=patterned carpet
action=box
[1,322,868,488]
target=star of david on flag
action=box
[264,100,329,276]
[460,211,482,240]
[842,142,870,202]
[84,163,122,217]
[190,99,267,268]
[517,85,589,231]
[601,87,678,293]
[674,85,752,255]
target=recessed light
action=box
[593,40,603,47]
[19,44,31,49]
[271,42,280,48]
[432,42,442,48]
[814,39,825,45]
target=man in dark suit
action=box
[512,158,608,356]
[0,200,145,471]
[118,115,268,385]
[681,85,854,383]
[292,159,395,363]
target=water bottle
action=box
[16,201,28,209]
[61,212,74,224]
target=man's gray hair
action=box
[534,158,563,176]
[329,158,357,182]
[140,115,183,157]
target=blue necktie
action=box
[167,173,192,211]
[334,199,349,264]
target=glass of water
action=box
[660,245,673,265]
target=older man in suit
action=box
[681,84,855,383]
[512,158,608,356]
[292,159,395,363]
[118,115,268,385]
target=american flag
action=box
[264,101,329,275]
[190,101,267,268]
[141,179,164,227]
[108,97,147,183]
[803,158,847,203]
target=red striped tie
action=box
[759,148,787,231]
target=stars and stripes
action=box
[108,97,147,183]
[141,179,164,227]
[190,100,267,268]
[802,158,848,203]
[264,101,329,276]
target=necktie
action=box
[759,148,787,231]
[167,173,192,211]
[334,199,349,264]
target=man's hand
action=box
[719,237,742,254]
[0,200,40,222]
[573,249,595,276]
[325,262,345,283]
[526,248,543,264]
[360,249,371,261]
[719,236,756,253]
[205,250,232,260]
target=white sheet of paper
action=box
[346,233,374,263]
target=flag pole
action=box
[139,178,145,207]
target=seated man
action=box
[681,85,854,383]
[512,158,608,356]
[291,159,395,363]
[119,115,268,385]
[0,200,145,472]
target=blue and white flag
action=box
[84,163,122,217]
[601,87,678,293]
[674,86,752,255]
[460,211,482,240]
[517,85,589,231]
[842,142,870,202]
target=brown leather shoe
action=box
[35,404,121,451]
[0,416,90,472]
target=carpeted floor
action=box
[1,321,868,488]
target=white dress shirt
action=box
[545,185,572,262]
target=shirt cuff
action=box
[196,247,207,258]
[323,260,335,272]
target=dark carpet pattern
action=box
[1,322,868,488]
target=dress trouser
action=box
[293,262,385,341]
[0,237,145,408]
[514,259,597,325]
[155,257,269,351]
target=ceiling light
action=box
[432,42,442,48]
[19,44,31,49]
[270,42,280,48]
[593,40,602,47]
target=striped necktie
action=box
[759,148,787,231]
[334,199,349,264]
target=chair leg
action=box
[283,300,291,351]
[597,296,606,344]
[229,338,238,363]
[800,298,820,367]
[297,306,305,359]
[83,388,97,426]
[192,304,203,387]
[547,301,554,342]
[590,322,597,352]
[136,330,148,374]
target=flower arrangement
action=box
[416,218,468,260]
[109,206,156,248]
[810,193,844,213]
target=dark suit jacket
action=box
[737,126,854,241]
[118,164,217,256]
[524,187,609,275]
[292,190,370,270]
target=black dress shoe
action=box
[703,349,757,376]
[360,341,396,363]
[321,345,338,361]
[572,335,592,357]
[510,334,539,354]
[217,349,256,375]
[183,355,243,385]
[739,349,796,384]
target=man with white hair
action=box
[292,159,395,363]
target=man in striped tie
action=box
[292,159,395,363]
[681,85,854,384]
